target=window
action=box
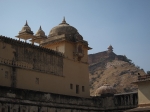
[36,78,39,84]
[76,85,79,94]
[70,84,73,89]
[5,71,8,79]
[82,86,85,92]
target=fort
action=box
[88,45,129,65]
[0,18,149,112]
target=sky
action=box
[0,0,150,72]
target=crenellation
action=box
[0,35,63,57]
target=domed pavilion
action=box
[95,83,117,97]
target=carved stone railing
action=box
[0,57,63,76]
[0,57,32,69]
[113,92,138,111]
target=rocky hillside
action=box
[88,46,145,96]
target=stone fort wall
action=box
[0,36,63,78]
[0,86,137,112]
[88,51,127,65]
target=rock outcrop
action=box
[88,46,145,96]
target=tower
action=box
[16,21,34,43]
[107,45,113,53]
[40,17,92,97]
[40,17,91,62]
[30,26,47,44]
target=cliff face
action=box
[88,51,145,96]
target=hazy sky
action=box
[0,0,150,72]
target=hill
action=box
[88,45,145,96]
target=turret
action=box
[16,21,34,44]
[30,26,47,44]
[107,45,113,53]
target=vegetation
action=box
[124,55,132,63]
[136,66,140,69]
[147,71,150,75]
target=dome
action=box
[95,84,116,96]
[48,17,78,38]
[35,26,47,38]
[19,21,33,35]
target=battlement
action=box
[0,35,64,57]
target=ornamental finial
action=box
[25,20,28,26]
[39,25,42,30]
[62,17,66,23]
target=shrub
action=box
[147,71,150,75]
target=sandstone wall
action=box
[0,36,89,98]
[0,87,137,112]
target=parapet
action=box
[0,35,64,57]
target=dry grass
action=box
[89,60,145,96]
